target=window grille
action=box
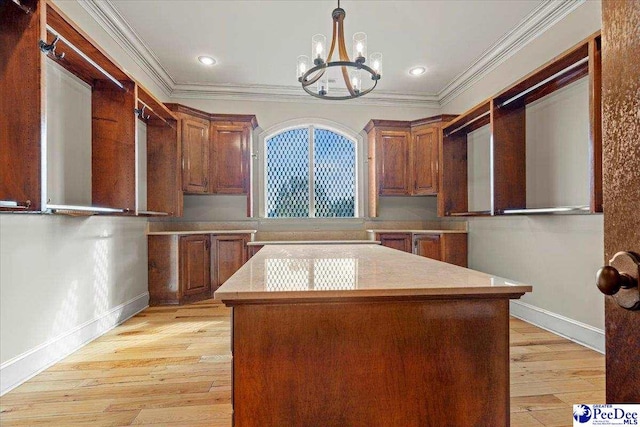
[265,126,356,218]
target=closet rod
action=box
[11,0,32,14]
[497,57,589,109]
[44,25,125,90]
[136,100,174,128]
[444,110,490,137]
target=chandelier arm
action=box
[302,74,378,100]
[335,13,356,96]
[302,67,326,87]
[326,18,337,63]
[301,62,379,88]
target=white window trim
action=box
[256,118,364,219]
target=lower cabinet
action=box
[148,233,250,305]
[248,245,264,259]
[180,235,212,299]
[377,233,413,253]
[211,234,249,292]
[376,232,468,267]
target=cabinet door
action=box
[211,124,249,194]
[248,245,263,259]
[182,118,210,193]
[179,235,211,297]
[378,130,411,195]
[377,233,412,253]
[212,234,249,290]
[415,235,442,261]
[412,126,439,195]
[441,234,468,267]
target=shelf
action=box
[448,211,492,217]
[137,210,170,217]
[47,204,129,215]
[0,200,31,210]
[44,3,130,88]
[499,206,592,215]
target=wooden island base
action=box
[232,298,509,426]
[217,245,530,426]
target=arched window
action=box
[263,124,358,218]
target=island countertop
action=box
[214,244,532,302]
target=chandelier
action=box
[297,0,382,100]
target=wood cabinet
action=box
[180,235,211,298]
[167,105,257,199]
[148,232,251,305]
[376,232,468,267]
[412,125,440,195]
[415,233,468,267]
[378,130,411,195]
[181,117,210,193]
[376,233,413,253]
[365,116,457,217]
[248,245,264,259]
[211,234,249,291]
[210,123,250,194]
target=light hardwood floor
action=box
[0,300,605,426]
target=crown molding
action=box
[78,0,586,108]
[78,0,175,96]
[171,83,441,108]
[437,0,586,106]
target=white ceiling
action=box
[108,0,545,98]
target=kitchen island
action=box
[215,244,532,426]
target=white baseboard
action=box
[0,292,149,396]
[509,300,605,354]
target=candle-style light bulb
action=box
[370,52,382,77]
[352,32,367,63]
[311,34,326,65]
[296,55,310,80]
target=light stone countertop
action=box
[366,229,468,234]
[215,244,531,302]
[147,230,257,236]
[247,240,380,246]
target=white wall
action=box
[442,0,605,348]
[0,215,148,394]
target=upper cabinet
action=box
[365,116,456,217]
[1,0,182,217]
[210,122,251,194]
[181,116,211,193]
[166,104,258,215]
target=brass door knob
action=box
[597,251,640,311]
[596,266,637,295]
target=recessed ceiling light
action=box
[409,66,427,76]
[198,56,216,66]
